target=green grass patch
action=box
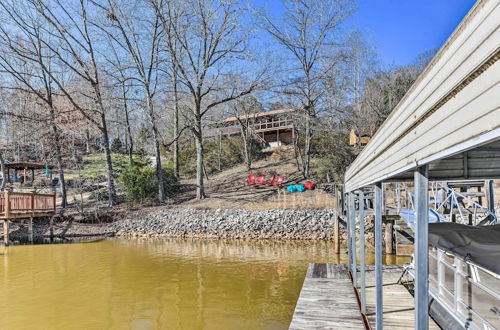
[67,153,144,180]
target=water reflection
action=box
[0,239,409,330]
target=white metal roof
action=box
[344,0,500,192]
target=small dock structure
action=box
[290,264,440,329]
[0,189,56,245]
[290,264,365,329]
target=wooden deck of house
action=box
[0,190,56,245]
[290,263,440,329]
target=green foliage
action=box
[179,136,263,177]
[111,138,124,153]
[309,131,355,183]
[119,157,178,203]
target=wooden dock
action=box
[289,264,365,329]
[290,264,440,329]
[0,189,56,245]
[364,267,440,330]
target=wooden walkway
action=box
[290,264,440,329]
[364,267,440,330]
[289,264,365,329]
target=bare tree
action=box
[105,39,135,164]
[231,96,263,170]
[99,0,168,202]
[263,0,354,178]
[0,1,69,206]
[154,0,259,199]
[22,0,118,206]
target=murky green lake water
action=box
[0,239,409,330]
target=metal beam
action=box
[350,192,357,287]
[359,189,366,314]
[487,180,495,214]
[374,182,383,330]
[415,165,429,330]
[347,192,352,275]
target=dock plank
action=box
[290,264,442,330]
[289,264,365,329]
[363,268,440,330]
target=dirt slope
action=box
[174,146,336,210]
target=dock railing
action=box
[0,190,56,219]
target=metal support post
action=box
[350,192,357,287]
[359,189,366,313]
[375,182,383,329]
[347,193,352,274]
[415,165,429,330]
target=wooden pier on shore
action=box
[290,263,440,329]
[0,189,56,245]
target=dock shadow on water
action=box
[0,239,410,330]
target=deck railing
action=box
[0,190,56,218]
[205,119,295,137]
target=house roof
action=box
[223,108,298,122]
[5,162,48,170]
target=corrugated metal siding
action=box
[344,0,500,191]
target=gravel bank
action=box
[113,209,342,240]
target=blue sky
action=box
[252,0,476,66]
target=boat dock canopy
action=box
[344,0,500,192]
[429,222,500,274]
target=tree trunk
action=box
[172,69,180,178]
[302,112,312,178]
[86,128,91,154]
[100,113,116,206]
[153,136,165,201]
[0,152,5,191]
[240,126,251,171]
[217,131,222,172]
[194,115,205,199]
[49,105,67,208]
[146,95,165,203]
[122,83,134,164]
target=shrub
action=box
[111,138,124,153]
[119,158,178,203]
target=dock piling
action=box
[28,217,33,243]
[3,220,9,246]
[49,216,54,241]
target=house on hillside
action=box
[348,126,372,147]
[205,108,298,147]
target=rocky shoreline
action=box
[2,208,346,244]
[112,209,342,240]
